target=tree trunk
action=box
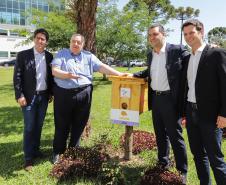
[75,0,98,54]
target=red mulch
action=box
[140,166,183,185]
[120,130,157,154]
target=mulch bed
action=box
[120,130,157,154]
[140,166,183,185]
[50,146,109,180]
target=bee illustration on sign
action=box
[120,88,131,98]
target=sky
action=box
[118,0,226,44]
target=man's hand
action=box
[178,117,186,128]
[118,72,133,77]
[126,73,133,77]
[217,116,226,128]
[181,117,187,127]
[17,97,27,107]
[210,43,220,48]
[68,73,80,79]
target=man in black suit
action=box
[130,24,189,184]
[182,19,226,185]
[13,28,53,171]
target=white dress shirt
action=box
[150,42,170,91]
[34,48,47,91]
[187,43,206,103]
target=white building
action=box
[0,0,63,62]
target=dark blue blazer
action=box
[13,48,53,105]
[133,43,190,117]
[182,45,226,122]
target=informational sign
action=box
[110,109,139,126]
[120,88,131,98]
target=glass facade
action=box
[0,0,61,26]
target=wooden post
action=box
[124,125,133,160]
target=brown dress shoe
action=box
[24,160,33,171]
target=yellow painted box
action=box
[108,76,148,126]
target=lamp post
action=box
[176,13,186,45]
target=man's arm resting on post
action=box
[133,68,149,78]
[52,66,80,79]
[98,63,128,76]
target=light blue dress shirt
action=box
[51,49,102,89]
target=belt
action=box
[35,90,48,95]
[68,84,91,92]
[153,90,171,96]
[188,102,198,110]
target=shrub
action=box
[50,146,109,180]
[120,130,156,154]
[140,166,183,185]
[50,134,126,184]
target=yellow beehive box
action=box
[108,76,148,126]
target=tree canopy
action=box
[208,27,226,49]
[14,0,201,60]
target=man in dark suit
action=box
[182,19,226,185]
[130,24,189,184]
[13,28,53,171]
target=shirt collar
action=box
[160,42,166,53]
[70,50,82,57]
[33,47,45,55]
[153,42,166,54]
[198,43,206,52]
[193,43,206,55]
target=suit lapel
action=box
[29,48,36,69]
[165,43,170,67]
[196,45,209,80]
[148,50,153,76]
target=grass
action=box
[0,66,225,185]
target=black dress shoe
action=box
[24,160,33,171]
[156,161,170,170]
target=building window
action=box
[0,29,8,36]
[12,0,19,9]
[7,0,12,9]
[0,1,7,8]
[0,0,62,26]
[9,31,18,36]
[20,2,25,10]
[10,51,17,57]
[0,51,8,57]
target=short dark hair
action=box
[71,33,85,43]
[148,23,165,34]
[33,28,49,41]
[182,19,204,32]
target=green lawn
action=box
[0,66,225,185]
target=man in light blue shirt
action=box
[52,47,102,89]
[52,33,126,163]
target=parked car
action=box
[116,60,129,67]
[0,59,16,67]
[130,60,146,67]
